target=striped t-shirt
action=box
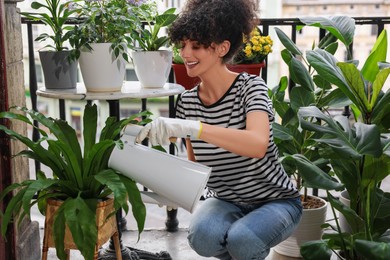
[176,72,299,204]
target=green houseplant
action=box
[71,0,148,92]
[269,16,352,257]
[130,2,177,88]
[272,16,390,259]
[0,104,149,260]
[21,0,78,89]
[297,27,390,259]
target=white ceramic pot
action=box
[273,196,328,258]
[79,43,126,92]
[339,190,352,233]
[131,50,172,88]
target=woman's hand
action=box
[136,117,202,146]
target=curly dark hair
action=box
[169,0,258,63]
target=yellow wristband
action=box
[197,121,203,139]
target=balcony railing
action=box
[21,16,390,227]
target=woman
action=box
[136,0,302,259]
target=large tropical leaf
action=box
[289,57,315,92]
[282,154,344,191]
[298,106,383,159]
[337,62,369,114]
[361,29,388,83]
[355,239,390,260]
[300,16,355,51]
[300,240,332,260]
[274,27,302,56]
[306,49,359,105]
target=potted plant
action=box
[269,16,352,258]
[130,2,177,88]
[21,0,78,89]
[297,27,390,260]
[71,0,144,92]
[0,104,150,260]
[227,26,272,75]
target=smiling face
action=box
[179,40,228,78]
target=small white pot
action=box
[273,196,328,258]
[131,50,172,88]
[79,43,126,92]
[339,190,352,233]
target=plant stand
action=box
[42,198,121,260]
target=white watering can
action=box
[108,124,211,213]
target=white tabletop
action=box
[36,81,185,100]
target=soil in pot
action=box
[301,194,326,209]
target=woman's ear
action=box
[217,41,231,57]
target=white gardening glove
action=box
[136,117,202,146]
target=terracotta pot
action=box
[227,62,265,76]
[172,63,200,90]
[172,62,265,91]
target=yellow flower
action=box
[233,27,273,64]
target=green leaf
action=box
[1,187,27,237]
[355,240,390,260]
[298,106,383,159]
[119,175,146,238]
[371,68,390,109]
[362,29,387,83]
[53,202,67,260]
[94,170,128,212]
[290,86,315,111]
[21,179,57,215]
[83,104,98,158]
[289,57,315,91]
[337,62,369,113]
[274,27,302,56]
[301,240,332,260]
[307,49,357,104]
[62,197,98,260]
[283,154,344,190]
[327,192,364,233]
[300,16,355,52]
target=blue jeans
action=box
[187,197,302,260]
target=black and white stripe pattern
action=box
[176,73,299,203]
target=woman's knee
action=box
[188,219,227,257]
[226,226,270,260]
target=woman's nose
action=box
[180,45,191,59]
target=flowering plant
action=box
[71,0,154,60]
[233,27,273,64]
